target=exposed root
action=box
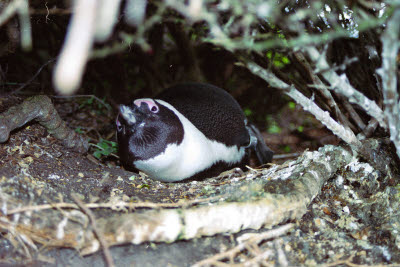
[0,95,88,152]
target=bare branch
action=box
[0,0,20,26]
[124,0,147,26]
[94,0,122,42]
[91,5,167,58]
[247,62,361,147]
[378,6,400,159]
[293,51,355,130]
[305,47,388,130]
[53,0,97,95]
[16,0,31,51]
[287,88,361,147]
[340,95,366,130]
[0,0,31,51]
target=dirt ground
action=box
[1,95,400,266]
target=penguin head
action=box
[116,98,184,168]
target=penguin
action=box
[116,82,273,182]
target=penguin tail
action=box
[246,124,274,164]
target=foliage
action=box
[74,127,84,134]
[91,139,118,160]
[78,96,112,116]
[265,51,290,68]
[266,115,281,134]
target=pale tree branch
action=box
[305,46,388,130]
[377,6,400,159]
[293,51,356,131]
[0,0,31,51]
[246,61,361,147]
[53,0,97,95]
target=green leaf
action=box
[91,139,118,159]
[273,60,285,68]
[281,56,290,64]
[267,124,282,134]
[93,151,102,159]
[266,115,282,134]
[244,108,253,116]
[75,127,84,134]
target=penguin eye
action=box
[116,118,124,133]
[116,122,122,132]
[151,106,159,113]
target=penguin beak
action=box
[119,105,137,125]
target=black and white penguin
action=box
[116,82,273,182]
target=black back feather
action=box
[156,82,249,147]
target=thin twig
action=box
[340,96,366,130]
[71,194,115,267]
[317,56,359,74]
[29,7,71,15]
[244,250,273,267]
[51,94,111,112]
[7,58,56,96]
[361,118,379,139]
[193,223,294,267]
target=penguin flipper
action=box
[246,124,274,164]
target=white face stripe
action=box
[119,105,136,124]
[134,99,245,182]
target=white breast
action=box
[134,99,245,182]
